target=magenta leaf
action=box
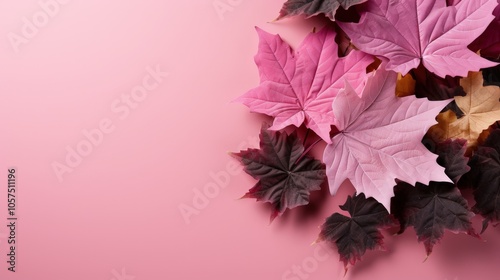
[277,0,368,21]
[232,126,325,222]
[324,68,452,211]
[337,0,498,78]
[236,27,373,143]
[392,181,478,256]
[318,193,394,268]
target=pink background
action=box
[0,1,499,279]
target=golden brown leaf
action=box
[366,57,382,73]
[428,71,500,152]
[396,73,416,97]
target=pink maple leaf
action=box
[324,68,452,211]
[338,0,498,78]
[236,27,373,143]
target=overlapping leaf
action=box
[392,182,477,256]
[277,0,367,21]
[236,27,373,143]
[232,126,325,221]
[395,73,416,97]
[317,194,394,268]
[413,69,466,102]
[428,71,500,151]
[324,69,451,211]
[337,0,498,77]
[414,69,466,117]
[434,139,471,183]
[483,63,500,86]
[469,127,500,231]
[469,0,500,59]
[396,67,466,116]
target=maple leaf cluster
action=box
[232,0,500,270]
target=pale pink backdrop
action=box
[0,1,499,280]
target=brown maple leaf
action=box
[428,71,500,153]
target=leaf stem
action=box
[295,138,323,166]
[303,129,310,146]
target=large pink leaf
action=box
[324,69,452,211]
[236,27,373,143]
[337,0,498,78]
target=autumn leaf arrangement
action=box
[231,0,500,269]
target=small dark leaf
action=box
[469,127,500,232]
[232,125,325,222]
[392,182,478,256]
[317,194,394,268]
[277,0,367,21]
[435,139,471,184]
[413,67,466,117]
[335,23,354,57]
[483,63,500,87]
[469,1,500,60]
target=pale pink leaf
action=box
[324,69,452,211]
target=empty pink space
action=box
[0,1,498,280]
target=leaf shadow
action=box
[438,225,500,264]
[347,213,500,278]
[271,181,331,230]
[294,181,331,221]
[275,181,356,232]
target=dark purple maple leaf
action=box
[317,193,394,268]
[469,0,500,59]
[414,71,465,100]
[277,0,367,21]
[469,127,500,232]
[483,63,500,86]
[434,139,471,184]
[391,182,478,256]
[232,126,325,222]
[412,67,466,117]
[446,0,461,5]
